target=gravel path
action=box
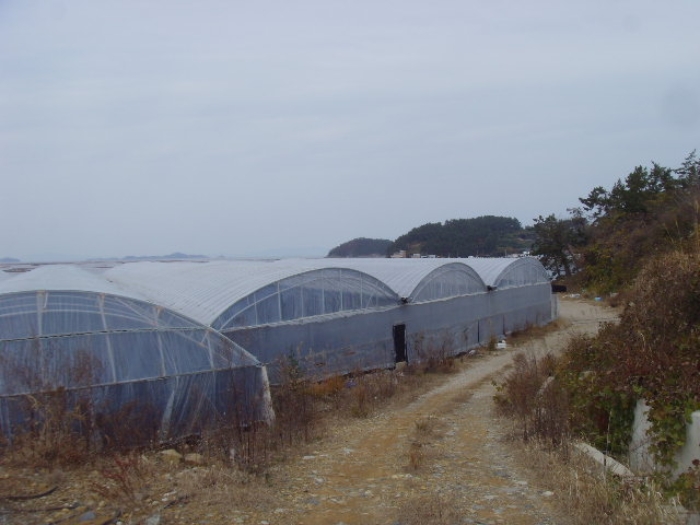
[245,298,618,525]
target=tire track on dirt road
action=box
[269,299,618,525]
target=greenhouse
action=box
[0,265,272,445]
[0,256,555,441]
[207,257,555,379]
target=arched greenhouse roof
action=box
[0,264,147,299]
[0,265,262,397]
[210,266,400,331]
[0,257,550,334]
[101,260,400,328]
[464,257,550,289]
[302,258,487,301]
[101,260,313,325]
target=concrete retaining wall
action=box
[629,400,700,477]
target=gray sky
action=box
[1,1,699,261]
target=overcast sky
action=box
[1,1,699,261]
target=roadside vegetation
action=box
[0,338,468,524]
[532,150,700,288]
[496,150,700,523]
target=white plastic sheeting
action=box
[0,266,272,444]
[0,257,554,408]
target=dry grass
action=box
[514,439,687,525]
[394,493,464,525]
[3,325,564,524]
[506,316,571,345]
[166,462,277,512]
[493,315,691,524]
[404,413,449,472]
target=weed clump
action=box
[494,351,567,446]
[395,493,463,525]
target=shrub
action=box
[494,351,568,445]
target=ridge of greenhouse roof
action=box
[102,258,492,322]
[0,264,148,300]
[460,257,527,287]
[101,259,336,325]
[464,257,549,287]
[285,258,488,298]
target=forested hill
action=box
[327,238,393,258]
[387,216,533,257]
[328,216,534,258]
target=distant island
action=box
[328,216,534,258]
[327,238,392,258]
[0,257,21,263]
[121,252,208,261]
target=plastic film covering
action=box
[222,259,555,383]
[0,257,555,390]
[101,260,350,326]
[464,257,550,289]
[0,290,272,443]
[409,262,486,302]
[289,258,487,300]
[226,281,554,384]
[212,268,399,330]
[490,257,550,288]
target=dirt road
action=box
[0,298,616,525]
[246,298,618,525]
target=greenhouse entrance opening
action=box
[393,324,407,363]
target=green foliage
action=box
[575,153,700,293]
[558,336,637,457]
[560,250,700,468]
[327,237,392,258]
[531,211,588,278]
[530,150,699,293]
[387,215,531,257]
[579,163,677,218]
[670,459,700,511]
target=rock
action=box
[184,453,205,466]
[541,490,554,497]
[78,510,97,522]
[144,514,161,525]
[159,449,182,464]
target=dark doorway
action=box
[393,323,407,363]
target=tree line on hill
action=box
[329,150,700,297]
[327,216,534,258]
[549,151,700,498]
[532,150,700,292]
